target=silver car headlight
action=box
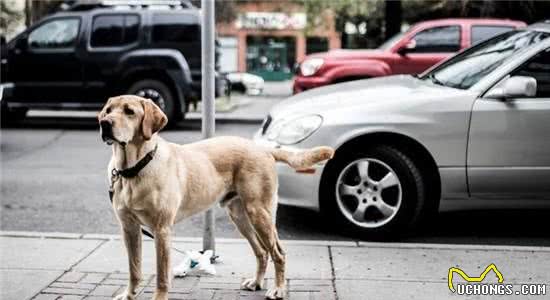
[300,58,324,76]
[266,115,323,145]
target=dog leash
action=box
[109,144,158,239]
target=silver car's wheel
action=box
[336,158,402,228]
[320,145,427,239]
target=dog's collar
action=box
[112,144,158,179]
[108,144,158,240]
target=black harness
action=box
[109,144,158,239]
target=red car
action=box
[293,18,525,94]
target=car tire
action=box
[320,145,426,240]
[127,79,177,123]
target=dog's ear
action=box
[141,98,168,140]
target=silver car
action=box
[254,21,550,238]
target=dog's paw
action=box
[112,290,135,300]
[265,286,285,299]
[241,277,262,291]
[152,290,168,300]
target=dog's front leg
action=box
[113,219,142,300]
[153,226,172,300]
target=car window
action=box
[90,15,139,48]
[471,25,515,45]
[152,13,199,44]
[410,26,460,53]
[512,48,550,98]
[28,18,80,49]
[423,30,550,90]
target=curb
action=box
[2,230,550,252]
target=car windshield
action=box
[422,30,550,90]
[378,32,405,50]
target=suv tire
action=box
[320,145,426,240]
[127,79,177,122]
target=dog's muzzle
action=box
[100,120,116,145]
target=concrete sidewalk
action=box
[186,95,282,123]
[185,80,292,123]
[1,231,549,300]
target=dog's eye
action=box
[106,107,111,114]
[124,108,134,115]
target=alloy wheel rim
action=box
[135,88,166,111]
[335,158,402,228]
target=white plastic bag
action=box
[173,250,216,277]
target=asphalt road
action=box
[2,115,550,246]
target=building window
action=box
[306,37,329,54]
[246,36,295,81]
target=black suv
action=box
[1,0,221,123]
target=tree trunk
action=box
[25,0,32,27]
[385,0,402,39]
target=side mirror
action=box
[485,76,537,100]
[397,39,416,55]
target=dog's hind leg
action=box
[226,197,269,291]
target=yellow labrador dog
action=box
[98,95,334,300]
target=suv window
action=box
[28,18,80,49]
[152,13,199,43]
[411,26,460,53]
[513,49,550,98]
[471,25,514,45]
[90,14,139,48]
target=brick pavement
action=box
[33,271,335,300]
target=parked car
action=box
[255,20,550,238]
[0,0,224,123]
[293,18,526,94]
[226,72,265,96]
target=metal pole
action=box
[201,0,216,252]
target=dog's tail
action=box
[270,146,334,171]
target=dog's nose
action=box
[99,119,112,130]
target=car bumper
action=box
[254,133,323,211]
[293,76,330,94]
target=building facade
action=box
[216,1,341,81]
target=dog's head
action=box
[98,95,167,146]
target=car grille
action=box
[261,115,272,135]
